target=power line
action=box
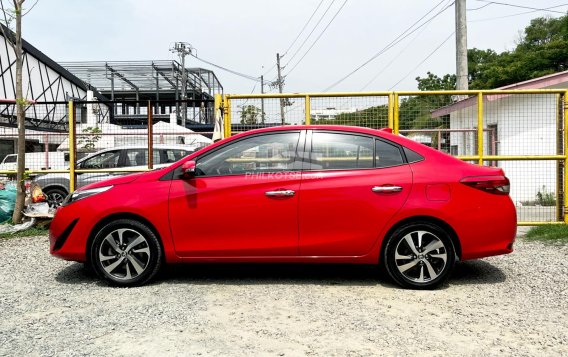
[282,0,326,57]
[189,53,260,82]
[286,0,349,76]
[284,0,337,68]
[360,20,433,91]
[323,0,454,92]
[470,3,568,22]
[389,31,455,90]
[475,0,566,14]
[467,3,491,11]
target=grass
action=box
[0,225,48,239]
[524,225,568,243]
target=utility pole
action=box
[455,0,468,92]
[260,75,266,124]
[276,53,285,124]
[170,42,193,124]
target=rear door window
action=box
[375,140,404,168]
[310,132,374,170]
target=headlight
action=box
[62,185,113,205]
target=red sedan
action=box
[49,126,516,289]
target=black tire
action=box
[44,187,68,208]
[383,222,456,290]
[90,219,162,287]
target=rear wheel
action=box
[383,222,456,289]
[90,219,162,287]
[44,187,68,208]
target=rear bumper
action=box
[457,196,517,261]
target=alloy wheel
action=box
[393,230,448,283]
[97,228,151,281]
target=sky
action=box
[19,0,568,95]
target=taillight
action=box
[460,176,510,195]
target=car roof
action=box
[78,144,194,162]
[211,125,462,164]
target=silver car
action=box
[35,145,199,206]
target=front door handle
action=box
[265,190,295,197]
[372,186,403,193]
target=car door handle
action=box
[265,190,296,197]
[372,186,403,193]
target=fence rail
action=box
[0,92,564,226]
[221,89,568,225]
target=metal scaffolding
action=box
[60,61,224,125]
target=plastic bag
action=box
[0,183,16,223]
[0,218,35,234]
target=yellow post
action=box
[214,94,222,117]
[223,95,232,138]
[387,93,394,129]
[477,92,484,165]
[393,93,400,134]
[564,91,568,223]
[147,100,153,170]
[556,94,562,222]
[305,95,311,125]
[68,100,76,192]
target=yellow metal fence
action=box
[220,90,568,226]
[0,92,563,226]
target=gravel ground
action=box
[0,234,567,357]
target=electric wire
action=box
[282,0,326,57]
[470,3,568,22]
[360,19,433,91]
[322,0,453,92]
[389,31,455,90]
[283,0,337,68]
[475,0,566,14]
[467,3,491,11]
[190,53,261,82]
[286,0,349,76]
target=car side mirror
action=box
[181,160,196,178]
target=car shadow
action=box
[55,259,507,288]
[449,259,507,285]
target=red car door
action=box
[299,131,412,256]
[169,131,303,257]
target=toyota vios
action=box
[50,126,516,289]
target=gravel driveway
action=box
[0,235,567,357]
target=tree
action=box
[1,0,36,223]
[78,126,102,152]
[418,14,568,90]
[240,105,262,125]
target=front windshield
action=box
[3,155,16,163]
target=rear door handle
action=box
[372,186,403,193]
[265,190,295,197]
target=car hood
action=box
[79,171,148,191]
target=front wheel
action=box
[90,219,162,287]
[383,222,456,289]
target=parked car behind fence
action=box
[35,145,200,206]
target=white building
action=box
[310,107,358,121]
[432,71,568,204]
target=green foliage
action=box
[415,72,456,91]
[520,185,556,206]
[418,14,568,90]
[78,126,102,151]
[536,186,556,206]
[0,225,48,239]
[525,225,568,243]
[313,105,388,128]
[240,105,262,125]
